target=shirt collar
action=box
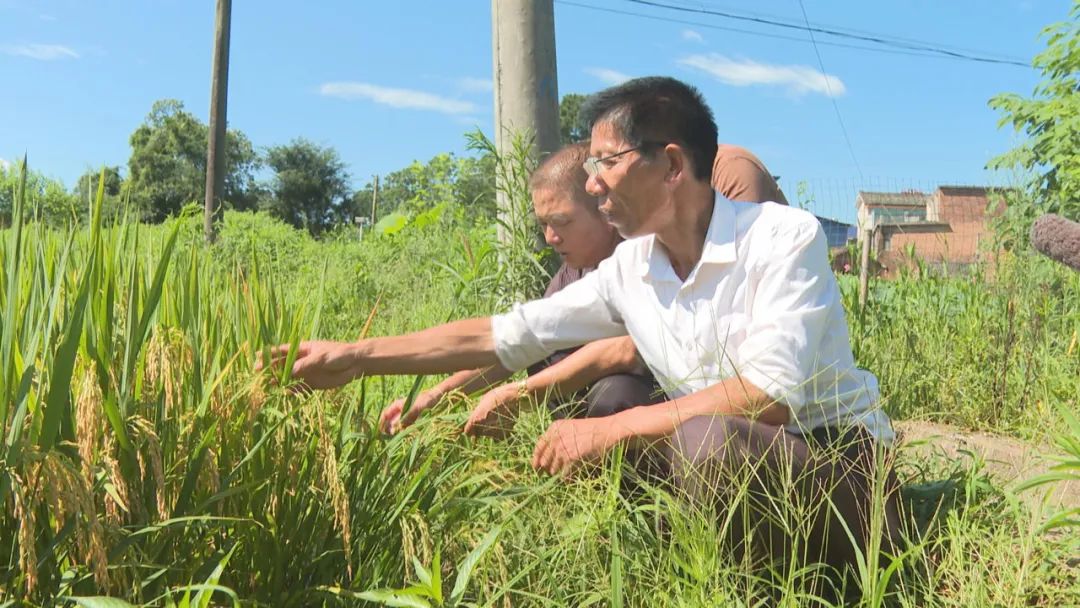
[700,193,738,265]
[637,192,738,280]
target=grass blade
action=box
[450,526,501,605]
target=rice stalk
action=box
[74,361,103,483]
[130,416,168,521]
[315,403,353,578]
[11,467,40,594]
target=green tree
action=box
[263,138,352,235]
[74,166,125,221]
[989,0,1080,219]
[455,152,497,221]
[351,151,496,224]
[127,99,260,222]
[74,166,123,201]
[0,160,78,226]
[559,93,588,144]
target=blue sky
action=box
[1,0,1068,221]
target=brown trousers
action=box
[529,354,901,578]
[665,415,903,575]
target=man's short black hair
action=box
[580,76,718,182]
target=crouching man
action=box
[262,76,901,580]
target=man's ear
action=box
[663,144,688,185]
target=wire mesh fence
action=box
[776,176,1013,281]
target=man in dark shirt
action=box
[379,142,638,431]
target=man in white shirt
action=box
[380,141,789,437]
[261,76,900,573]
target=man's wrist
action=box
[347,340,370,381]
[602,411,635,450]
[498,380,527,412]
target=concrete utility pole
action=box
[204,0,232,243]
[491,0,559,240]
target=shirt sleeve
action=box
[735,217,835,413]
[490,257,628,371]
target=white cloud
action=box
[318,82,479,115]
[457,77,493,93]
[2,43,79,60]
[0,158,10,171]
[584,67,631,86]
[681,29,705,43]
[678,53,846,97]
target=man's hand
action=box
[463,382,525,440]
[379,391,441,434]
[257,340,361,390]
[531,417,622,477]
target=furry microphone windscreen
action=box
[1031,213,1080,272]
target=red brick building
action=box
[856,186,1007,276]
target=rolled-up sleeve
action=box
[491,260,628,371]
[735,219,834,413]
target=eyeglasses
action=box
[582,141,665,178]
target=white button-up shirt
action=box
[491,195,894,444]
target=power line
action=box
[679,0,1019,60]
[556,1,1026,66]
[796,0,863,179]
[557,1,966,63]
[624,0,1031,68]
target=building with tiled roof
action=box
[855,185,1008,276]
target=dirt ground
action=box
[895,420,1080,510]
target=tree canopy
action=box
[351,151,496,224]
[127,99,260,222]
[559,93,588,144]
[262,138,352,235]
[989,0,1080,218]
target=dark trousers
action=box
[528,351,665,420]
[666,415,903,577]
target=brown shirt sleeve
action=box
[712,144,789,205]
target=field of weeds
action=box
[1,168,1078,607]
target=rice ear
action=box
[75,361,104,482]
[12,469,39,594]
[317,404,353,578]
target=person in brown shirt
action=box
[713,144,788,206]
[380,140,787,434]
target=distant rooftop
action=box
[857,191,928,208]
[937,185,991,197]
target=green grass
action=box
[1,161,1079,606]
[841,252,1079,440]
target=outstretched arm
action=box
[262,317,501,390]
[463,336,641,438]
